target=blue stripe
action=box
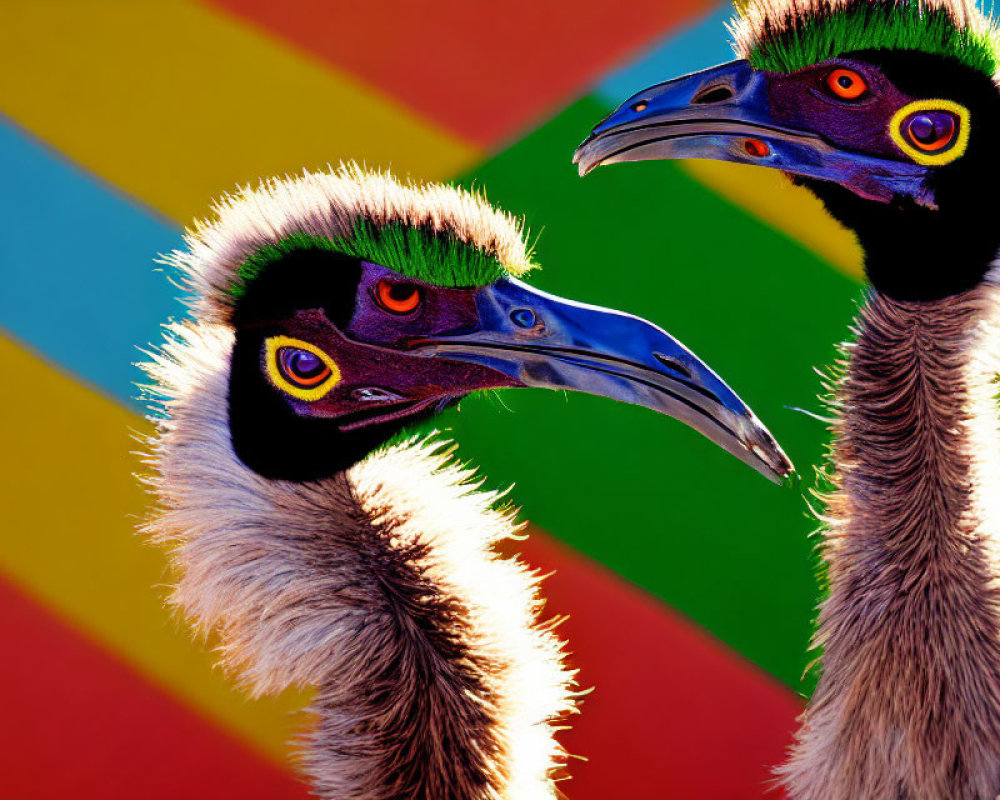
[0,118,184,409]
[595,4,736,107]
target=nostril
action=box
[692,85,734,104]
[653,352,692,379]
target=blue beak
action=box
[415,277,793,483]
[573,59,933,206]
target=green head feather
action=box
[229,220,518,303]
[736,0,1000,76]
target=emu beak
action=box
[414,277,793,484]
[573,59,932,206]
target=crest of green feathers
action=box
[732,0,1000,76]
[229,220,515,303]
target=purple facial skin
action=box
[573,57,944,207]
[347,262,482,347]
[765,58,914,159]
[271,304,521,429]
[254,260,793,482]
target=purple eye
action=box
[909,115,936,142]
[902,110,958,153]
[277,347,331,387]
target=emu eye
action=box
[904,111,957,152]
[264,336,340,401]
[376,279,422,314]
[890,101,969,165]
[279,348,330,387]
[825,68,868,100]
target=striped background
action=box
[0,3,862,797]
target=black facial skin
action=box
[231,246,363,330]
[229,249,453,482]
[792,50,1000,301]
[229,332,445,482]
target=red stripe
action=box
[0,537,798,799]
[0,575,310,800]
[514,530,800,800]
[205,0,716,145]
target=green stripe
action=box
[444,97,860,691]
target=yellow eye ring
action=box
[264,336,341,402]
[889,99,970,166]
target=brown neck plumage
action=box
[142,321,574,800]
[779,280,1000,800]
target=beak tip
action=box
[760,462,795,486]
[776,458,796,484]
[572,141,601,176]
[775,461,797,485]
[575,157,596,177]
[743,429,795,485]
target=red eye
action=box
[376,279,422,314]
[826,68,868,100]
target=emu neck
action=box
[145,323,572,800]
[800,179,1000,301]
[780,282,1000,800]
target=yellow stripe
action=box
[0,333,305,765]
[682,160,864,281]
[0,1,478,225]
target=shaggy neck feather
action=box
[143,322,573,800]
[779,277,1000,800]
